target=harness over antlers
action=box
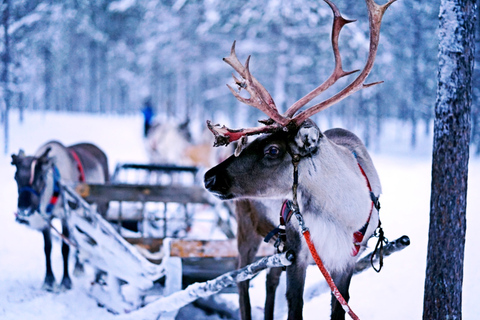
[207,0,396,147]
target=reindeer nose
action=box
[204,167,232,197]
[204,171,217,191]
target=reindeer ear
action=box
[234,136,248,157]
[290,120,322,157]
[38,147,52,161]
[11,154,18,165]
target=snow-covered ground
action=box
[1,110,479,319]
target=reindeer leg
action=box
[237,230,262,320]
[264,266,282,320]
[60,221,72,290]
[41,228,57,291]
[285,260,307,320]
[330,267,354,320]
[236,201,263,320]
[284,226,307,320]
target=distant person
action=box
[141,98,154,137]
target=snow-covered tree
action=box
[423,0,475,318]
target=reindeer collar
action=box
[45,165,61,216]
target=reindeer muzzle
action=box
[204,168,234,200]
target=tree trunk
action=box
[42,45,53,110]
[99,44,107,113]
[410,0,421,149]
[423,1,475,319]
[473,2,480,155]
[88,40,99,113]
[2,0,10,155]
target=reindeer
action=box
[143,113,233,169]
[11,141,109,292]
[204,0,395,319]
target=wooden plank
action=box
[181,257,238,287]
[171,239,239,258]
[124,238,274,259]
[112,163,199,181]
[116,163,198,173]
[78,183,211,204]
[125,237,276,285]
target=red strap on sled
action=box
[69,150,85,182]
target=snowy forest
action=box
[0,1,478,319]
[1,0,478,154]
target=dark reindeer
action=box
[11,141,109,291]
[204,0,395,319]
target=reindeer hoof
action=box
[60,277,73,291]
[42,276,58,292]
[73,262,85,277]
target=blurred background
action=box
[1,0,478,155]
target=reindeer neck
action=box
[295,140,372,229]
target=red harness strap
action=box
[303,229,360,320]
[352,161,375,256]
[287,153,379,320]
[69,150,86,182]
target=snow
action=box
[1,109,479,319]
[108,0,137,13]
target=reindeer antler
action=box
[223,41,290,128]
[207,0,396,147]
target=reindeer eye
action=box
[265,145,281,158]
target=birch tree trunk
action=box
[423,1,475,319]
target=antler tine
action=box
[284,0,358,119]
[291,0,396,126]
[223,41,289,126]
[206,120,282,147]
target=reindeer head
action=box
[205,120,324,199]
[204,0,395,200]
[11,147,53,218]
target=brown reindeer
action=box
[204,0,395,319]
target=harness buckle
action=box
[274,237,285,253]
[294,210,309,234]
